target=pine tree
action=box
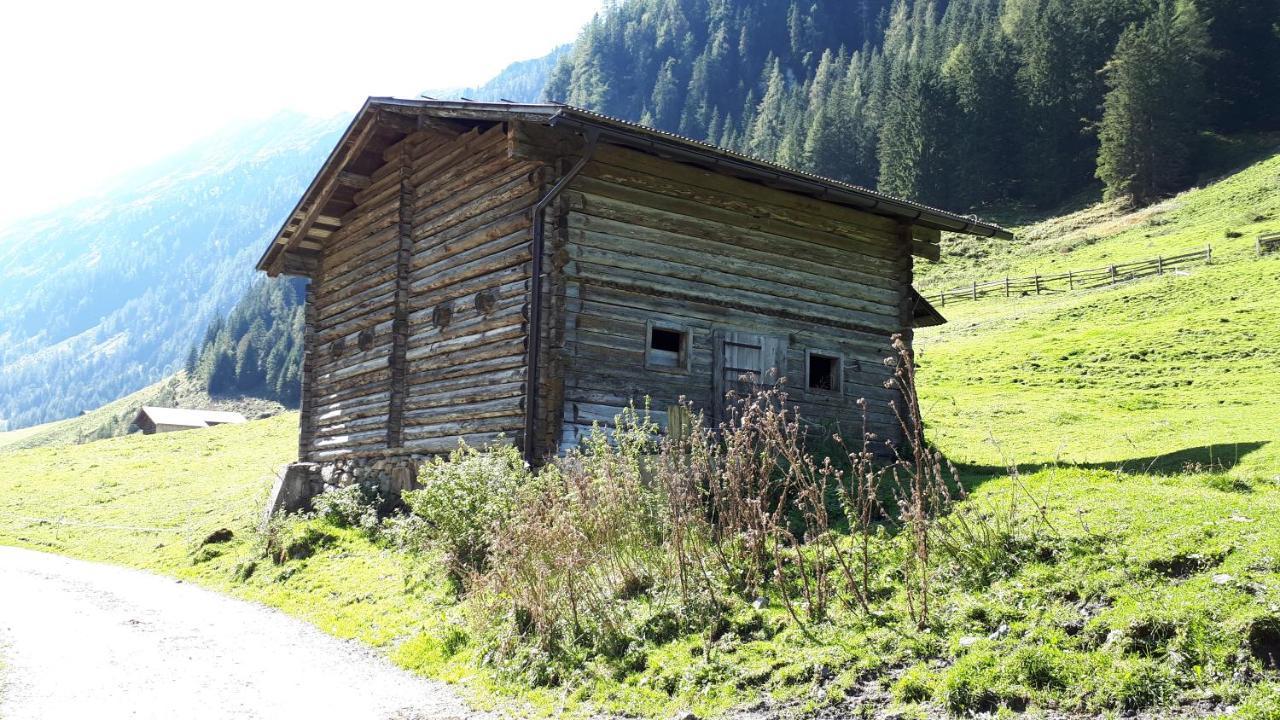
[183,345,199,375]
[747,59,789,159]
[207,348,237,396]
[650,58,683,130]
[1096,0,1211,205]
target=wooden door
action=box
[712,329,788,424]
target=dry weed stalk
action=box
[475,334,1031,666]
[884,334,964,629]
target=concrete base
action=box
[261,462,323,529]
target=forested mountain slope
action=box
[425,44,571,102]
[547,0,1280,210]
[0,112,345,430]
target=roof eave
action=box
[549,108,1014,241]
[256,98,384,275]
[257,98,1013,275]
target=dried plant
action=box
[883,333,964,629]
[825,402,886,615]
[463,333,1041,675]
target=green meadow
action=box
[2,153,1279,718]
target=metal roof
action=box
[134,406,247,428]
[258,97,1013,274]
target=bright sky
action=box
[0,0,603,226]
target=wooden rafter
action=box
[275,114,382,271]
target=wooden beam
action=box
[378,110,418,134]
[279,115,381,268]
[912,225,942,244]
[282,251,319,277]
[337,171,372,190]
[912,239,941,262]
[417,114,467,137]
[386,143,417,449]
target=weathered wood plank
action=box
[563,192,902,293]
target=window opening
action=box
[808,353,839,391]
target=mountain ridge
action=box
[0,111,346,430]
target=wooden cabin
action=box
[133,406,246,434]
[257,98,1010,490]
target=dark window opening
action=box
[808,353,838,391]
[647,326,687,370]
[651,327,683,353]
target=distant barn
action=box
[257,98,1009,495]
[133,406,247,435]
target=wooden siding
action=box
[299,118,919,463]
[554,142,910,450]
[401,124,541,454]
[306,137,404,459]
[305,123,542,459]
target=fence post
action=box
[1034,274,1042,294]
[972,281,978,301]
[1207,244,1212,263]
[1005,277,1010,297]
[1068,271,1074,291]
[1157,256,1163,275]
[940,291,945,307]
[1110,265,1117,284]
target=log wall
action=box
[305,137,405,460]
[304,122,542,460]
[552,142,913,450]
[301,120,918,463]
[401,124,541,454]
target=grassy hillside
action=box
[1,372,286,452]
[2,156,1279,718]
[916,257,1280,475]
[912,150,1280,479]
[919,148,1280,290]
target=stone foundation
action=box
[315,455,422,496]
[262,454,425,524]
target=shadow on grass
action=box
[815,439,1269,533]
[952,440,1272,487]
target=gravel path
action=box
[0,546,487,720]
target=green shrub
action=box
[403,441,529,591]
[379,511,432,554]
[313,482,381,532]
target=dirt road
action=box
[0,546,486,719]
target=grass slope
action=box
[1,372,286,452]
[2,155,1279,718]
[916,257,1280,476]
[919,149,1280,288]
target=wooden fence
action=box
[925,245,1214,307]
[1258,232,1280,256]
